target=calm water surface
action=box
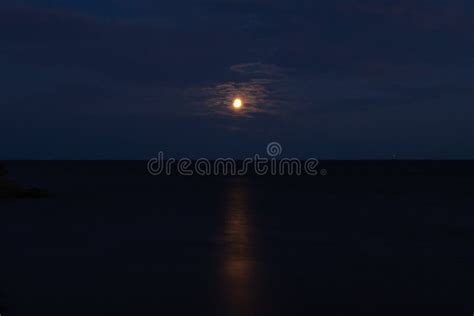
[1,162,473,315]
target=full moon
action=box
[232,98,243,109]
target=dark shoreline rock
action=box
[0,187,50,199]
[0,162,7,177]
[0,163,49,199]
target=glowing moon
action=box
[232,98,243,109]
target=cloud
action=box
[230,62,286,77]
[195,62,290,119]
[198,78,277,119]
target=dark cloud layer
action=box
[1,0,473,158]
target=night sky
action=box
[1,0,473,159]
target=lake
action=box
[1,161,473,315]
